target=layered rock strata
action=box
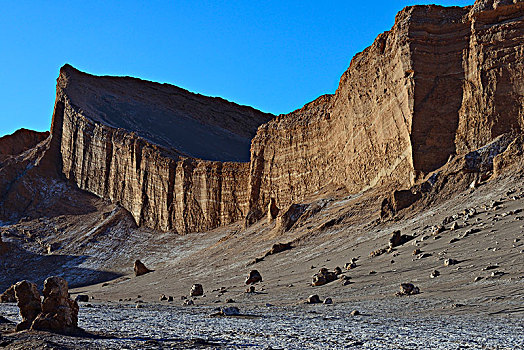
[44,0,523,233]
[247,1,523,215]
[50,65,271,233]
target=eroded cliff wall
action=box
[50,66,270,233]
[47,0,524,233]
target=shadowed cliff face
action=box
[48,67,271,233]
[56,65,272,162]
[40,0,524,234]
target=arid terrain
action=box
[1,0,524,349]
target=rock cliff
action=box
[49,65,271,233]
[8,0,523,234]
[247,1,524,215]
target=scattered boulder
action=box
[0,285,16,303]
[306,295,321,304]
[389,230,413,248]
[370,247,387,257]
[412,249,421,256]
[190,284,204,297]
[183,299,194,306]
[344,262,357,270]
[450,222,460,231]
[134,259,153,276]
[396,283,420,296]
[159,294,168,301]
[334,266,342,275]
[168,296,174,302]
[267,242,292,256]
[31,276,79,334]
[220,307,240,316]
[444,258,459,266]
[350,310,360,316]
[323,297,333,305]
[74,295,89,303]
[312,268,338,286]
[339,275,352,286]
[14,280,42,331]
[430,270,440,278]
[246,286,255,293]
[245,270,263,284]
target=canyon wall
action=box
[46,0,524,233]
[247,1,523,215]
[50,66,270,233]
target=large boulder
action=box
[189,284,203,297]
[0,285,16,303]
[245,270,263,285]
[275,204,307,232]
[134,259,153,276]
[31,276,79,334]
[13,280,42,331]
[388,230,414,249]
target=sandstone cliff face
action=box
[41,0,523,234]
[247,1,523,215]
[50,66,270,233]
[456,0,524,152]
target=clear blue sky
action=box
[0,0,472,137]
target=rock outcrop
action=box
[13,280,42,331]
[31,276,79,334]
[134,260,152,276]
[0,285,16,303]
[0,129,49,163]
[246,1,524,217]
[49,65,272,233]
[3,0,523,235]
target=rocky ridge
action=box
[1,0,523,235]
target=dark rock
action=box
[75,295,89,303]
[396,283,420,296]
[14,280,42,331]
[245,270,262,285]
[444,258,459,266]
[134,259,153,276]
[306,295,321,304]
[388,230,414,248]
[190,284,204,297]
[0,285,16,303]
[323,297,333,305]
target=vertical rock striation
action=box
[50,65,271,233]
[247,1,523,215]
[43,0,523,233]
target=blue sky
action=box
[0,0,471,137]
